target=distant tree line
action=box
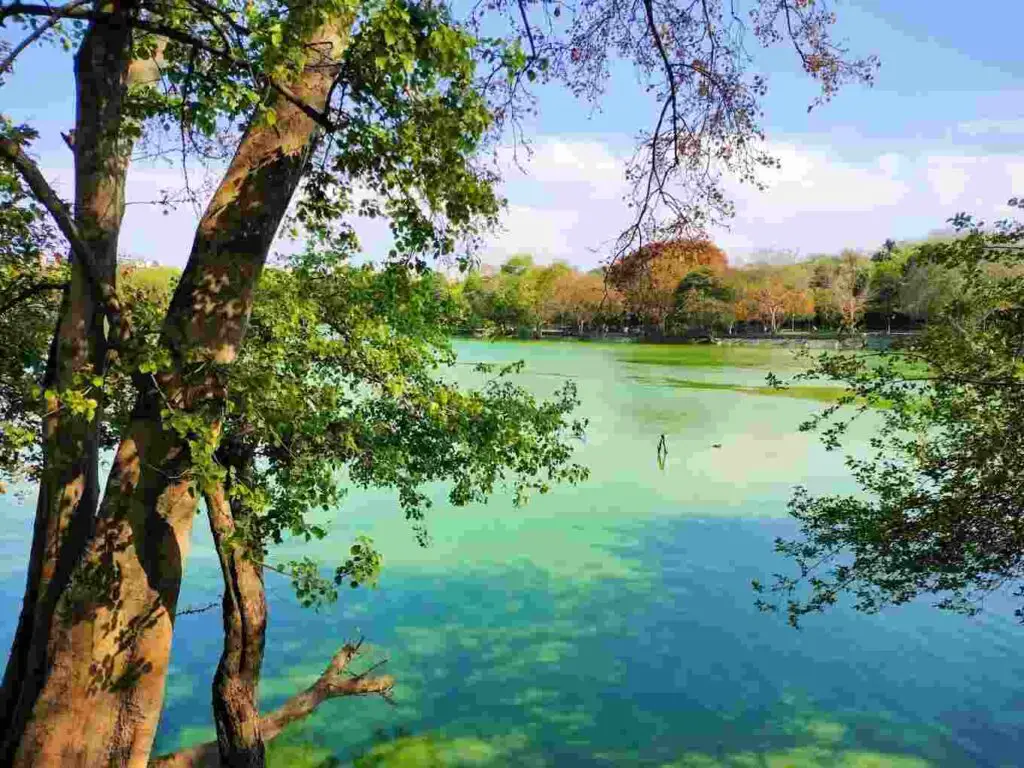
[448,236,973,338]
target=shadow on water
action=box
[143,516,1024,767]
[3,340,1022,766]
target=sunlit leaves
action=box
[756,203,1024,626]
[0,150,64,486]
[210,263,586,600]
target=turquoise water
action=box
[2,340,1022,766]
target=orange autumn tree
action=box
[549,269,622,332]
[739,265,814,333]
[607,239,728,331]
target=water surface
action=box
[1,340,1020,767]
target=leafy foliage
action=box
[0,143,64,489]
[2,254,589,604]
[209,259,588,600]
[607,239,729,329]
[754,201,1024,626]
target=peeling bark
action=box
[7,17,352,766]
[149,645,394,768]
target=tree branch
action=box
[149,643,394,768]
[642,0,680,165]
[0,279,68,315]
[515,0,537,60]
[0,0,90,79]
[0,136,124,337]
[1,3,338,130]
[0,1,96,22]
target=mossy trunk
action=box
[7,17,350,767]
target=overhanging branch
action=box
[0,136,124,338]
[1,2,338,130]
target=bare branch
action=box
[176,601,219,617]
[515,0,537,60]
[149,643,394,768]
[0,1,97,22]
[642,0,679,165]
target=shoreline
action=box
[456,330,917,350]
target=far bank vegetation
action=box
[450,235,969,340]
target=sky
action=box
[3,0,1024,269]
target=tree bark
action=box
[7,17,352,767]
[149,644,394,768]
[0,8,140,750]
[205,479,268,767]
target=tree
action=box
[671,266,735,336]
[3,250,590,765]
[868,252,904,334]
[607,238,728,331]
[739,265,812,334]
[181,261,588,764]
[828,249,870,331]
[899,255,963,324]
[754,201,1024,629]
[490,255,541,334]
[871,237,897,262]
[532,260,573,327]
[0,167,66,490]
[1,2,507,761]
[0,0,874,761]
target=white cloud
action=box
[484,204,583,264]
[482,136,1024,268]
[499,139,627,201]
[957,118,1024,136]
[1006,161,1024,195]
[35,134,1024,272]
[717,143,1023,259]
[737,142,911,220]
[925,156,972,206]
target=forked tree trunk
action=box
[149,478,393,768]
[8,17,352,767]
[149,644,394,768]
[0,11,145,751]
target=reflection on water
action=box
[1,340,1021,766]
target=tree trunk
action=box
[156,477,392,768]
[149,644,394,768]
[205,479,268,767]
[8,18,351,767]
[0,12,142,751]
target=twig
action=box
[0,0,89,79]
[177,600,219,616]
[0,279,68,315]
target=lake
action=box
[1,339,1022,767]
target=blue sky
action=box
[3,1,1023,268]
